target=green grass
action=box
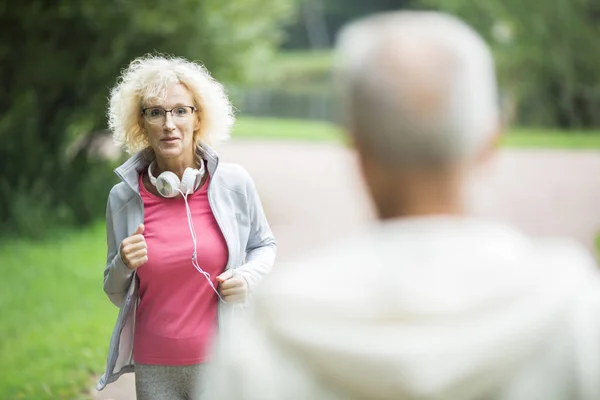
[502,128,600,149]
[0,223,115,400]
[233,117,600,149]
[233,117,345,143]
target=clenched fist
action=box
[120,224,148,270]
[216,270,248,303]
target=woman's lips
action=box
[161,137,180,142]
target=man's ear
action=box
[475,126,503,167]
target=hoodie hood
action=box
[255,217,599,400]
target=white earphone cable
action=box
[180,189,225,302]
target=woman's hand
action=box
[119,224,148,270]
[217,270,248,303]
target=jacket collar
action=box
[114,143,220,194]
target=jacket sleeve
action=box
[103,191,134,307]
[234,170,277,292]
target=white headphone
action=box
[147,159,206,198]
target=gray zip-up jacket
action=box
[96,144,276,390]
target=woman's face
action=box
[141,83,199,161]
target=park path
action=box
[93,140,600,400]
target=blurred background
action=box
[1,0,599,399]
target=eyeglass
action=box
[141,106,197,124]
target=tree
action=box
[0,0,294,237]
[282,0,413,49]
[416,0,600,129]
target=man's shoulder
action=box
[530,236,597,273]
[255,231,378,305]
[255,226,600,308]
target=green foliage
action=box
[415,0,600,129]
[203,0,297,83]
[0,223,113,399]
[265,51,334,88]
[282,0,414,49]
[0,0,295,238]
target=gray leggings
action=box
[135,364,206,400]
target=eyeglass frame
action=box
[140,106,198,123]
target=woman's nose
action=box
[164,113,176,130]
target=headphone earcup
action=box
[155,171,181,198]
[181,168,198,195]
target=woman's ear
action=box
[194,107,202,132]
[137,110,146,132]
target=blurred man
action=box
[202,11,600,400]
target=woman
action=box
[96,54,276,399]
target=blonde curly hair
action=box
[108,54,234,154]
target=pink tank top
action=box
[134,173,228,365]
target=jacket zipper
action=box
[207,184,232,271]
[206,176,232,330]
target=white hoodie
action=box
[203,217,600,400]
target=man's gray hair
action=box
[335,11,499,165]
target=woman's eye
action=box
[174,107,187,116]
[150,108,162,117]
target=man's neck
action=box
[378,196,464,220]
[372,169,466,220]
